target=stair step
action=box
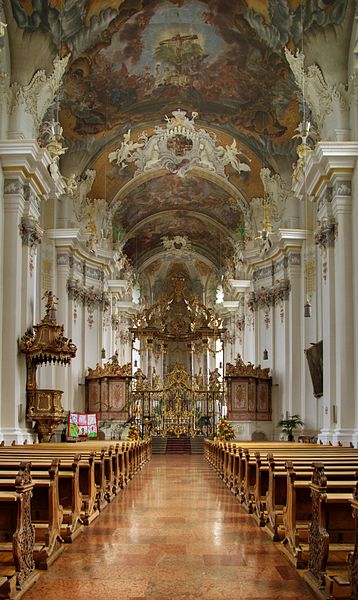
[166,437,191,454]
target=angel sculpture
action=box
[108,130,144,169]
[220,139,251,174]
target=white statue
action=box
[219,139,251,174]
[108,130,144,168]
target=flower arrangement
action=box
[127,424,140,441]
[216,418,235,441]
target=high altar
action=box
[84,273,272,438]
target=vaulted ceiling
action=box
[7,0,353,285]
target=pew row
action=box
[303,465,357,600]
[0,463,39,600]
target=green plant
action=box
[277,414,304,440]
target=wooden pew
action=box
[282,462,357,568]
[0,458,64,569]
[264,452,358,541]
[0,462,39,599]
[0,447,99,526]
[0,455,84,543]
[304,464,356,598]
[348,490,358,600]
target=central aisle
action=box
[23,456,315,600]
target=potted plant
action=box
[277,414,304,441]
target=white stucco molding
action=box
[292,141,358,201]
[0,139,65,197]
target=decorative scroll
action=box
[13,463,36,589]
[87,354,132,378]
[226,354,270,379]
[308,476,330,588]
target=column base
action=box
[231,421,274,441]
[0,427,37,445]
[319,428,356,446]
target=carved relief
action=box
[248,280,290,317]
[10,55,70,129]
[19,216,43,276]
[314,217,337,250]
[67,279,110,326]
[334,180,352,196]
[4,178,23,195]
[285,48,349,131]
[109,109,251,181]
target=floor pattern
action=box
[22,455,316,599]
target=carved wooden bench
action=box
[303,464,356,598]
[0,455,84,543]
[0,462,39,600]
[282,462,357,568]
[0,458,64,569]
[264,453,358,542]
[0,447,99,526]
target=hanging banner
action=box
[67,412,98,440]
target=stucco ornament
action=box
[161,235,191,256]
[10,55,70,129]
[251,167,292,255]
[72,169,97,223]
[284,48,348,131]
[108,109,251,179]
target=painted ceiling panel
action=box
[113,174,244,232]
[8,0,349,275]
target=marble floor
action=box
[22,455,316,600]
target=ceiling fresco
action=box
[10,0,348,149]
[118,210,233,267]
[8,0,350,279]
[112,174,244,232]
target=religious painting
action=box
[87,380,100,413]
[122,211,233,266]
[305,340,323,398]
[9,0,349,157]
[108,380,127,412]
[113,174,243,232]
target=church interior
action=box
[1,0,358,598]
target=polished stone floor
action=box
[22,455,316,600]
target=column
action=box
[54,250,73,411]
[1,177,27,441]
[147,338,153,385]
[286,254,302,417]
[332,179,354,444]
[315,190,336,443]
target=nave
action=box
[22,456,315,600]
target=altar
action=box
[131,365,224,437]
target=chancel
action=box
[0,1,358,599]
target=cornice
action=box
[0,139,62,196]
[293,141,358,200]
